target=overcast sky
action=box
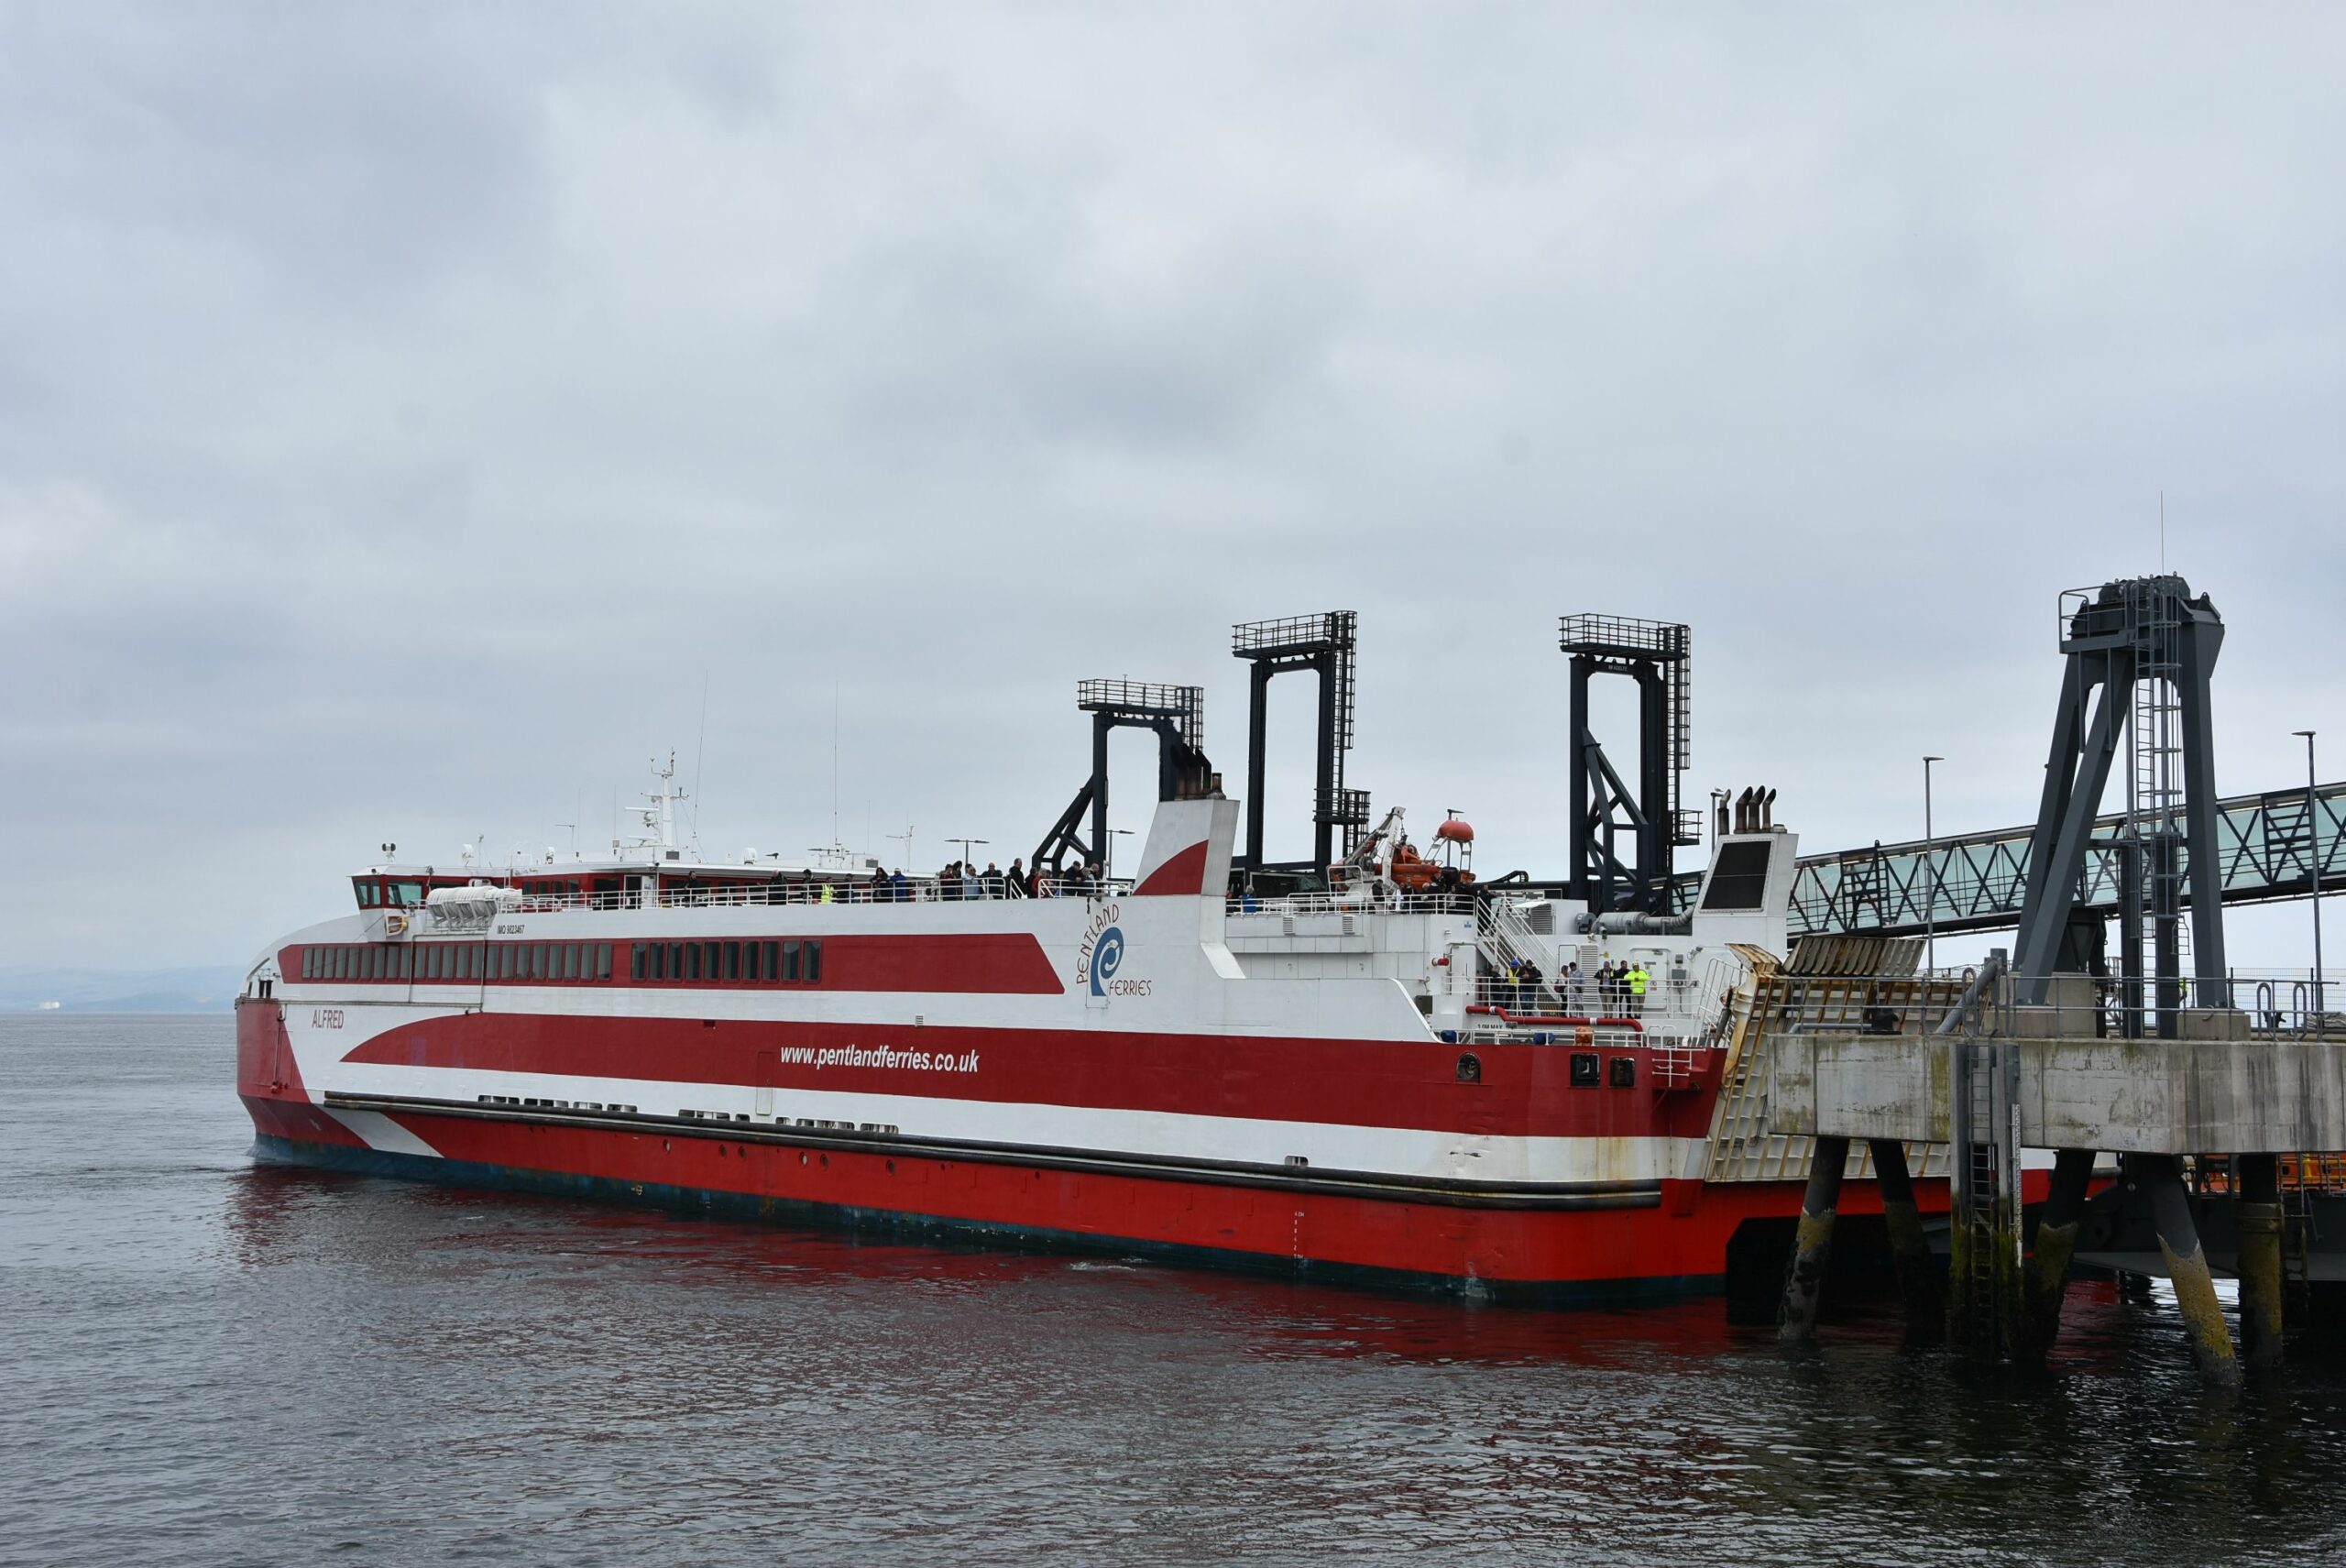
[4,4,2341,973]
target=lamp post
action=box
[2298,731,2325,1037]
[1107,828,1135,880]
[1924,756,1943,976]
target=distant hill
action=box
[0,967,246,1013]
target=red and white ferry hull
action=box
[236,795,1968,1303]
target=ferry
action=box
[236,689,1960,1306]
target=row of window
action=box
[301,942,617,983]
[295,938,825,987]
[630,939,822,985]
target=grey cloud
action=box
[3,3,2341,969]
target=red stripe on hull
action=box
[237,1000,367,1148]
[354,1110,1939,1288]
[342,1012,1721,1139]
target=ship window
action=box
[595,944,610,980]
[327,947,341,980]
[1570,1052,1600,1087]
[564,943,580,980]
[499,944,515,980]
[668,943,685,981]
[745,942,762,981]
[631,943,646,981]
[393,882,423,906]
[804,941,821,984]
[1610,1056,1637,1089]
[424,946,441,981]
[725,940,741,981]
[762,941,779,981]
[684,943,701,981]
[532,943,550,978]
[781,941,801,981]
[398,947,413,980]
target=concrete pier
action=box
[1762,1022,2346,1156]
[1754,1011,2346,1379]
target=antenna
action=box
[2160,489,2167,572]
[888,824,915,871]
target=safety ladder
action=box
[2282,1173,2318,1327]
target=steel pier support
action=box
[1868,1138,1942,1340]
[2132,1153,2241,1385]
[2023,1148,2099,1359]
[1778,1136,1848,1343]
[2235,1153,2285,1370]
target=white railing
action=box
[1226,890,1477,917]
[406,872,1134,918]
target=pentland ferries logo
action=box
[1077,903,1149,998]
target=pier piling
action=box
[2235,1153,2285,1370]
[1777,1135,1848,1343]
[2134,1154,2241,1385]
[1868,1138,1942,1341]
[2023,1147,2098,1359]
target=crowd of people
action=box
[853,857,1108,903]
[1492,955,1655,1018]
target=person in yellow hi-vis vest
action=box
[1627,961,1650,1018]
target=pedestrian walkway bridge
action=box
[1670,781,2346,939]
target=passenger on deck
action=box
[983,861,1003,898]
[1007,857,1028,897]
